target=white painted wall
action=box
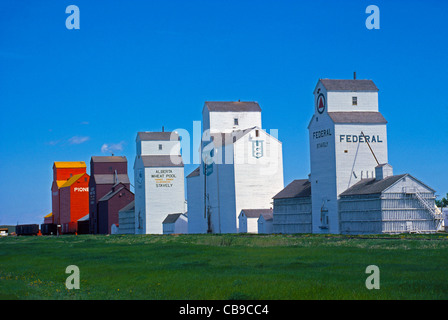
[309,80,387,234]
[309,113,338,233]
[134,159,146,234]
[233,129,283,230]
[258,216,273,234]
[334,123,388,193]
[144,167,185,234]
[203,109,262,133]
[247,217,259,233]
[163,214,188,234]
[313,82,379,113]
[385,175,433,194]
[140,140,180,156]
[187,174,206,234]
[134,137,185,235]
[187,128,283,234]
[238,214,258,233]
[327,91,379,112]
[238,214,247,233]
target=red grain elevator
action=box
[51,162,90,234]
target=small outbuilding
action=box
[162,213,188,235]
[77,214,90,234]
[443,208,448,232]
[258,211,274,234]
[238,209,273,234]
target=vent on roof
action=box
[375,163,393,181]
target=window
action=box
[352,96,358,106]
[234,118,239,126]
[255,130,259,137]
[158,144,162,150]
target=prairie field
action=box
[0,233,447,300]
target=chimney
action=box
[354,72,357,80]
[162,126,164,132]
[375,164,393,180]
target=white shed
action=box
[238,209,273,234]
[443,208,448,232]
[111,224,119,234]
[258,211,274,234]
[162,213,188,235]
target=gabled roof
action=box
[44,212,53,218]
[240,208,273,218]
[91,156,127,163]
[77,214,89,222]
[98,184,133,202]
[162,213,187,224]
[93,174,130,185]
[340,174,407,196]
[187,166,200,178]
[319,79,379,92]
[60,173,88,188]
[56,180,67,188]
[204,101,261,112]
[141,155,184,167]
[119,200,135,213]
[137,132,179,141]
[273,179,311,199]
[53,161,86,169]
[328,112,387,124]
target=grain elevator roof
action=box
[319,79,379,92]
[204,101,261,112]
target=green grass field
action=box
[0,233,447,300]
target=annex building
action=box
[272,77,443,234]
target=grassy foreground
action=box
[0,233,447,300]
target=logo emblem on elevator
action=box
[317,93,326,114]
[252,140,264,159]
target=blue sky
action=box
[0,0,447,225]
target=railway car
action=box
[16,224,40,236]
[40,223,57,235]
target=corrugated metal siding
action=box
[118,209,135,234]
[273,197,312,234]
[339,192,438,234]
[381,193,437,233]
